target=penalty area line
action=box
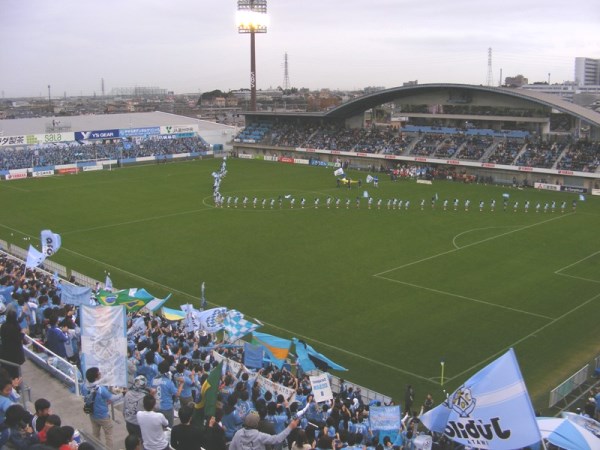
[374,275,554,320]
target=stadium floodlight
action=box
[236,0,268,112]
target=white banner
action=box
[309,374,333,403]
[256,374,296,402]
[416,179,433,185]
[211,351,257,380]
[32,170,54,177]
[238,153,254,159]
[294,158,309,165]
[81,305,128,387]
[82,165,102,172]
[591,189,600,196]
[534,182,561,191]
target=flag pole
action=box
[440,360,445,386]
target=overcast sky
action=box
[1,0,598,98]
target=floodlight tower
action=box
[237,0,268,112]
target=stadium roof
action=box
[247,83,600,128]
[0,111,235,136]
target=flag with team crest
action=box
[223,310,261,342]
[197,307,228,332]
[420,348,540,450]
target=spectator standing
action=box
[170,405,203,450]
[152,360,184,428]
[229,413,299,450]
[45,315,69,359]
[0,310,25,379]
[83,367,123,449]
[137,394,170,450]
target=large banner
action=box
[81,305,127,387]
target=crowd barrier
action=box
[548,364,589,408]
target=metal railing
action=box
[23,335,80,397]
[549,364,589,408]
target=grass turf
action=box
[1,158,599,412]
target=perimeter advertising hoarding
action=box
[159,125,198,135]
[74,129,120,140]
[119,127,161,138]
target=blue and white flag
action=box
[502,193,510,199]
[26,245,46,269]
[366,174,374,183]
[61,284,92,306]
[579,194,586,201]
[420,348,541,450]
[334,167,345,177]
[41,230,61,257]
[81,305,127,387]
[223,310,261,342]
[197,307,228,333]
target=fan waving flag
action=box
[162,306,186,321]
[252,331,291,369]
[192,361,223,429]
[41,230,61,257]
[293,338,347,372]
[96,288,167,312]
[420,348,540,450]
[26,245,46,269]
[223,310,261,342]
[196,307,228,333]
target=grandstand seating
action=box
[0,137,210,171]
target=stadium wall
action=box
[232,143,600,193]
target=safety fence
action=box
[549,364,589,408]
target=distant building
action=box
[504,74,528,87]
[575,57,600,86]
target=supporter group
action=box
[0,253,445,450]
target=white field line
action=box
[61,207,214,235]
[556,273,600,284]
[374,213,573,277]
[554,250,600,274]
[446,290,600,383]
[452,226,521,250]
[374,276,554,320]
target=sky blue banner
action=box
[60,284,92,306]
[420,348,541,450]
[81,305,127,387]
[369,406,401,430]
[119,127,160,137]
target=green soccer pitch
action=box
[2,158,599,411]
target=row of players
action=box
[212,193,577,213]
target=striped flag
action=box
[223,310,261,342]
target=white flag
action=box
[41,230,61,257]
[26,245,46,269]
[366,174,374,183]
[105,275,113,291]
[334,168,344,177]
